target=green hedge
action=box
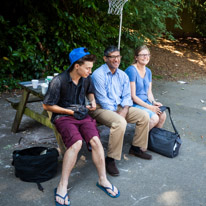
[0,0,184,91]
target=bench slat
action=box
[6,94,42,106]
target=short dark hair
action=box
[104,46,120,57]
[70,54,96,71]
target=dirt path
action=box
[148,37,206,81]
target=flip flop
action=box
[96,182,120,198]
[54,188,71,206]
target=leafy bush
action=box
[0,0,184,91]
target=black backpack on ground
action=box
[12,146,59,191]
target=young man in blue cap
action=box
[43,47,119,206]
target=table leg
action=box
[11,90,30,133]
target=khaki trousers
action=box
[89,105,150,160]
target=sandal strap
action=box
[56,193,68,200]
[102,184,114,192]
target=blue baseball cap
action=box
[68,47,90,70]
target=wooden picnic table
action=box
[7,80,66,153]
[9,80,52,132]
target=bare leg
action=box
[140,114,159,152]
[90,136,119,196]
[56,140,82,205]
[156,112,166,128]
[149,114,159,130]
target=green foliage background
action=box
[0,0,204,91]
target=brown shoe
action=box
[129,147,152,160]
[105,158,119,176]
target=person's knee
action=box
[90,136,102,149]
[145,112,150,122]
[160,112,167,122]
[70,140,82,153]
[110,118,127,136]
[157,112,166,127]
[139,111,150,123]
[150,114,159,125]
[115,117,127,129]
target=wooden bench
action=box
[47,111,66,154]
[6,95,66,155]
[6,94,42,109]
[6,94,53,131]
[7,94,103,156]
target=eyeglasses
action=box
[138,54,150,57]
[106,55,122,60]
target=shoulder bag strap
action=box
[165,107,179,135]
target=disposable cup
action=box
[47,76,53,81]
[45,76,53,84]
[31,80,39,89]
[41,83,48,95]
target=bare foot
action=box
[98,179,119,197]
[55,185,70,205]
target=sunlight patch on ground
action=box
[148,37,206,80]
[202,107,206,111]
[189,59,206,67]
[173,50,184,56]
[187,58,205,68]
[158,44,184,57]
[157,190,182,206]
[156,40,206,68]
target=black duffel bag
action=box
[148,106,182,158]
[12,146,59,191]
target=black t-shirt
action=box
[43,69,95,122]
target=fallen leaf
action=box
[123,154,129,160]
[177,81,188,84]
[80,155,86,161]
[161,91,168,95]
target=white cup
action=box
[54,73,59,76]
[47,76,53,81]
[41,83,48,95]
[45,76,53,84]
[31,80,39,89]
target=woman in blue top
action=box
[125,45,166,130]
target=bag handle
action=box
[160,106,180,136]
[37,182,44,192]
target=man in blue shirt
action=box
[90,46,151,177]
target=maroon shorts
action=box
[54,115,99,149]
